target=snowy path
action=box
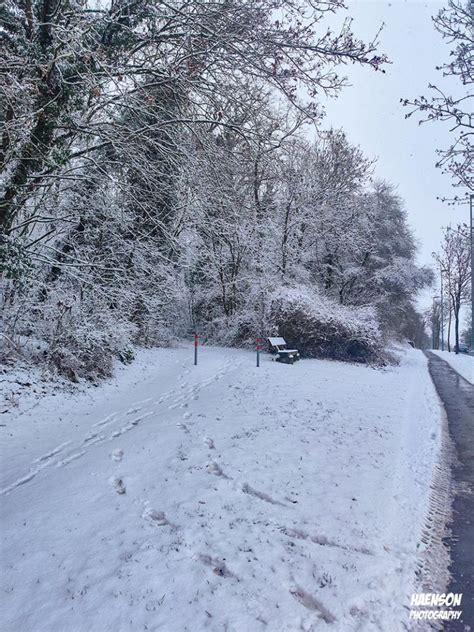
[1,346,443,631]
[0,351,236,496]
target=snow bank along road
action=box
[0,346,444,631]
[432,350,473,385]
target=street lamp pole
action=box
[432,296,436,349]
[470,194,474,353]
[440,269,444,352]
[432,295,440,350]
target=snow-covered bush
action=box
[1,275,139,381]
[48,319,138,382]
[199,311,261,348]
[270,286,385,364]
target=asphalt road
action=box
[426,351,474,631]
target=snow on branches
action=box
[1,0,429,378]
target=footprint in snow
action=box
[182,411,192,420]
[197,554,235,578]
[111,448,123,462]
[241,482,285,506]
[203,437,215,449]
[142,505,172,526]
[289,585,336,623]
[207,462,230,479]
[177,422,190,434]
[110,476,126,495]
[93,413,117,428]
[83,432,98,444]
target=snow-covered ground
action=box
[1,346,443,631]
[432,350,474,384]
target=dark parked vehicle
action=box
[457,343,470,354]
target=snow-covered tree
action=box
[402,0,473,194]
[1,1,432,375]
[435,224,471,352]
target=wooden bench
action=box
[267,337,300,364]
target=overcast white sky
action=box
[317,0,469,310]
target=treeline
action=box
[432,224,471,352]
[1,0,431,379]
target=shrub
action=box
[47,319,139,381]
[199,311,261,348]
[269,286,385,364]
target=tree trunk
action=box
[281,202,291,277]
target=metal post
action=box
[470,194,474,353]
[432,296,441,350]
[432,297,436,350]
[194,332,198,365]
[440,270,444,352]
[256,337,262,367]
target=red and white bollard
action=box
[194,332,199,366]
[256,337,262,367]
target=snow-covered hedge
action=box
[269,287,385,364]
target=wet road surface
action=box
[426,351,474,631]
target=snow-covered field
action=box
[1,346,443,631]
[432,350,473,384]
